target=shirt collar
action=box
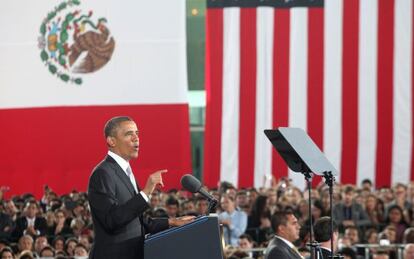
[275,235,295,249]
[108,150,130,174]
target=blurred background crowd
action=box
[1,177,414,259]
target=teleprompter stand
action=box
[264,127,342,259]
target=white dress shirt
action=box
[107,151,148,202]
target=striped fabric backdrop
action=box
[203,0,414,189]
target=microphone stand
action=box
[323,171,343,259]
[207,198,218,215]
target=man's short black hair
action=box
[313,216,338,242]
[165,196,179,206]
[239,234,253,243]
[104,116,133,138]
[271,210,294,234]
[362,179,372,185]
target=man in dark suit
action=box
[12,200,47,242]
[265,211,303,259]
[332,185,370,231]
[88,116,194,259]
[314,216,338,259]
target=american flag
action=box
[203,0,414,189]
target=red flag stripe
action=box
[272,8,290,181]
[238,8,257,188]
[204,8,224,188]
[307,7,324,185]
[375,0,395,188]
[341,0,359,185]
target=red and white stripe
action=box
[204,0,414,189]
[0,0,191,197]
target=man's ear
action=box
[107,136,116,147]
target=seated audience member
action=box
[0,210,14,241]
[70,218,86,238]
[384,205,408,243]
[314,217,338,259]
[73,243,89,257]
[247,195,273,244]
[64,237,78,257]
[33,235,48,256]
[238,234,259,259]
[0,240,8,252]
[0,247,15,259]
[47,209,72,237]
[18,235,33,254]
[196,196,210,216]
[219,194,248,246]
[365,194,385,225]
[12,201,47,241]
[39,246,55,258]
[235,190,250,213]
[51,236,65,252]
[181,199,196,215]
[3,200,19,222]
[264,210,302,259]
[344,226,360,245]
[332,185,371,231]
[403,227,414,243]
[165,196,180,218]
[404,244,414,259]
[18,250,34,259]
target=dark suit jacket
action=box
[265,236,302,259]
[319,247,333,259]
[332,202,371,228]
[11,216,47,241]
[88,155,169,259]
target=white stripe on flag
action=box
[288,7,308,188]
[254,7,274,188]
[324,0,343,182]
[392,0,413,184]
[220,7,241,185]
[357,0,378,186]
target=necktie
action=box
[126,166,138,193]
[292,246,304,259]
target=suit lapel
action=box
[275,237,303,259]
[105,156,136,195]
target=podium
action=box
[144,216,224,259]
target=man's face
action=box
[166,205,178,217]
[35,236,48,253]
[197,200,209,215]
[19,237,33,251]
[405,245,414,259]
[279,214,300,242]
[239,238,252,249]
[108,121,139,161]
[345,229,359,244]
[26,203,38,218]
[343,192,353,206]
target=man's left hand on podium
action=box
[168,215,196,227]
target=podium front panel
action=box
[144,216,223,259]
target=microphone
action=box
[180,174,217,202]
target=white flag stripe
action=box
[220,7,241,185]
[0,1,188,107]
[391,0,413,184]
[357,0,379,186]
[288,8,308,188]
[254,7,275,187]
[323,0,343,180]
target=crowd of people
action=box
[1,177,414,259]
